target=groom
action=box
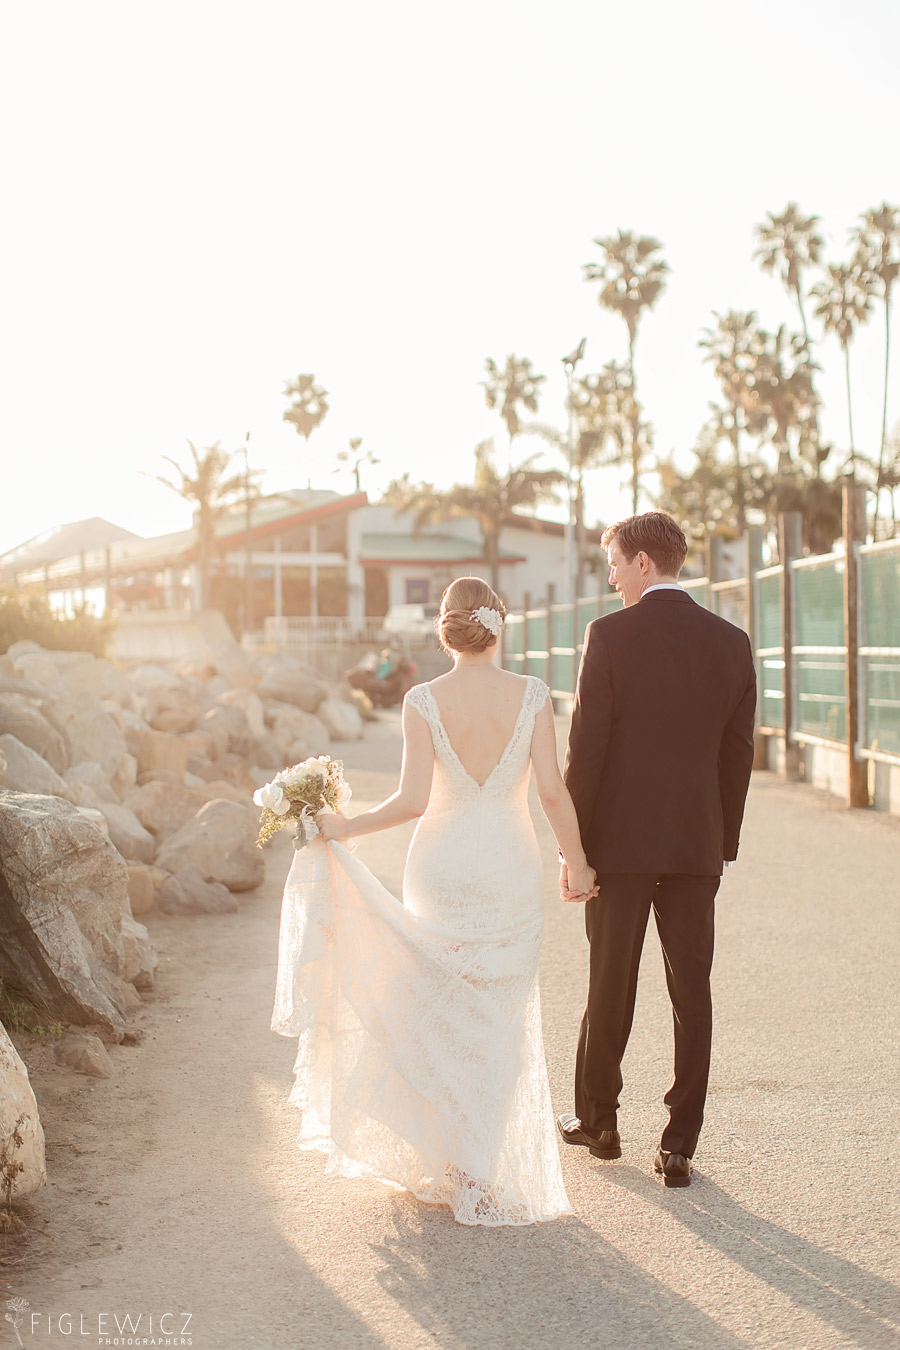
[557,511,756,1187]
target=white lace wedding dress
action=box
[271,674,572,1226]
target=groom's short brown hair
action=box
[601,511,688,577]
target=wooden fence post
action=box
[779,512,803,781]
[745,529,768,769]
[545,584,555,695]
[843,484,869,808]
[522,591,531,677]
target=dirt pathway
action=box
[5,716,900,1350]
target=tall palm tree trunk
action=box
[574,475,586,599]
[844,340,857,483]
[730,417,746,535]
[874,299,891,534]
[627,329,640,514]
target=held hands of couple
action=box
[559,860,598,904]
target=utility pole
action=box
[561,339,586,606]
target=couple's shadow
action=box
[368,1167,900,1349]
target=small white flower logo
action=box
[470,606,503,636]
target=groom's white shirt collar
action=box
[641,583,684,597]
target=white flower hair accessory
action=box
[470,606,503,636]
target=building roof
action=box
[359,533,525,566]
[0,517,140,573]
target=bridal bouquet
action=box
[253,755,351,851]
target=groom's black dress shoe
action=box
[556,1114,621,1159]
[654,1149,692,1188]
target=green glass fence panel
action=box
[527,611,548,651]
[682,579,709,608]
[551,605,575,649]
[758,572,782,650]
[551,651,577,696]
[760,657,785,729]
[599,593,621,618]
[577,596,598,640]
[711,583,748,632]
[793,560,845,647]
[503,615,525,673]
[863,656,900,754]
[795,657,846,740]
[861,546,900,647]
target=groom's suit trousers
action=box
[575,871,719,1159]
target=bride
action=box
[270,576,597,1226]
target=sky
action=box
[2,0,898,556]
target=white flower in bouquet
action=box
[253,781,292,816]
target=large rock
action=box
[45,690,128,778]
[0,792,139,1036]
[258,664,324,713]
[100,801,156,863]
[196,779,253,806]
[266,702,331,757]
[217,688,265,738]
[317,698,365,741]
[0,694,68,773]
[52,1032,113,1078]
[0,735,75,802]
[0,1021,46,1198]
[64,658,131,706]
[131,726,189,778]
[126,864,158,916]
[196,705,247,759]
[154,799,264,892]
[121,914,157,989]
[65,760,119,803]
[156,864,239,915]
[0,747,6,786]
[111,752,138,798]
[191,753,256,789]
[126,780,208,839]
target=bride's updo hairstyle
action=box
[436,576,507,656]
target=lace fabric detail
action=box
[271,672,570,1227]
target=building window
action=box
[406,578,429,604]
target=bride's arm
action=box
[316,700,434,841]
[530,700,597,900]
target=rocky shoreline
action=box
[0,637,368,1207]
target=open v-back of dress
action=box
[271,674,571,1226]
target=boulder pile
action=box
[0,639,367,1051]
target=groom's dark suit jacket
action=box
[564,589,757,876]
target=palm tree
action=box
[699,310,769,533]
[156,442,246,607]
[525,361,630,593]
[583,230,668,511]
[334,437,380,493]
[385,442,563,594]
[810,263,873,481]
[282,374,329,474]
[744,323,820,475]
[753,203,823,347]
[482,356,546,467]
[852,203,900,533]
[658,419,773,541]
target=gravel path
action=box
[7,714,900,1350]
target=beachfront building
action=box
[2,490,605,636]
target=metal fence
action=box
[500,531,900,781]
